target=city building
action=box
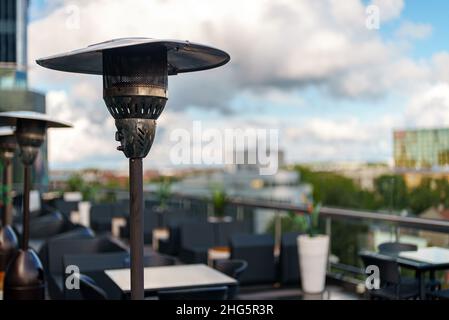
[393,128,449,187]
[394,128,449,171]
[0,0,48,189]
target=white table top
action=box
[105,264,237,293]
[399,247,449,264]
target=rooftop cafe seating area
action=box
[6,190,449,300]
[9,192,300,300]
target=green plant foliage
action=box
[288,203,322,237]
[374,175,409,210]
[65,173,99,202]
[156,178,172,210]
[297,166,379,210]
[211,185,227,217]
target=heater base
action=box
[0,225,18,271]
[4,249,45,300]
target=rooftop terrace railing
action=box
[171,192,449,233]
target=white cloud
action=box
[405,83,449,128]
[45,90,120,167]
[283,115,400,162]
[29,0,415,100]
[371,0,404,21]
[26,0,449,167]
[395,21,433,40]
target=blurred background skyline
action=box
[22,0,449,171]
[4,1,449,283]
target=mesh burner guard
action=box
[103,45,168,120]
[102,45,168,159]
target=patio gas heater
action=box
[0,111,71,300]
[0,129,18,291]
[37,38,230,299]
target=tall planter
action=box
[297,234,329,294]
[78,201,91,227]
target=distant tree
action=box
[373,175,409,211]
[409,178,439,215]
[296,166,378,210]
[293,166,372,266]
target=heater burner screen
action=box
[103,46,168,120]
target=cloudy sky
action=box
[27,0,449,171]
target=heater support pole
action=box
[129,158,144,300]
[22,165,31,250]
[2,159,12,226]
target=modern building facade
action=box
[394,128,449,171]
[0,0,48,189]
[0,0,28,89]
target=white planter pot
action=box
[297,234,329,294]
[207,216,233,223]
[78,201,91,227]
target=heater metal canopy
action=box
[0,111,72,128]
[36,38,231,75]
[0,128,17,152]
[0,128,15,136]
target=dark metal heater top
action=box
[36,38,230,159]
[0,111,72,165]
[0,129,17,160]
[103,45,168,120]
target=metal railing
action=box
[170,192,449,233]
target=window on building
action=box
[0,0,17,63]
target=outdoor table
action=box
[385,247,449,299]
[207,246,231,267]
[105,264,237,298]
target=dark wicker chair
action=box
[360,251,419,300]
[78,274,108,300]
[214,259,248,299]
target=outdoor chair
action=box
[89,203,115,232]
[143,254,177,267]
[377,242,441,291]
[122,253,177,267]
[279,232,303,284]
[179,222,215,264]
[30,224,95,253]
[214,259,248,299]
[63,252,130,300]
[359,251,419,300]
[230,234,276,285]
[157,286,228,300]
[215,221,247,247]
[143,207,159,244]
[14,211,65,239]
[53,199,80,219]
[157,211,207,255]
[43,236,128,299]
[78,274,108,300]
[378,242,418,254]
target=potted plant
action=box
[208,186,232,223]
[155,178,172,227]
[292,203,329,294]
[65,173,96,226]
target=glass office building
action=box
[0,0,28,89]
[394,128,449,170]
[0,0,48,189]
